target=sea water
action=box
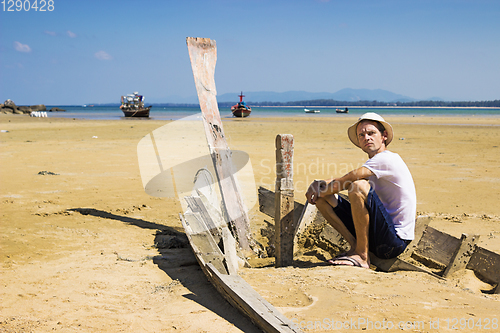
[45,105,500,121]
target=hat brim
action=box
[348,114,393,148]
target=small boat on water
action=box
[336,107,349,114]
[120,92,152,117]
[231,92,251,118]
[304,108,320,113]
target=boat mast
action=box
[238,91,245,103]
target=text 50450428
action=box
[2,0,54,11]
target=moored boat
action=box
[304,108,320,113]
[120,92,152,117]
[231,92,251,117]
[336,107,349,113]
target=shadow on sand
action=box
[68,208,261,332]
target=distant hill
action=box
[217,88,416,103]
[150,88,417,104]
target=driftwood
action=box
[467,247,500,293]
[180,205,301,332]
[258,186,500,293]
[186,37,256,255]
[274,134,295,267]
[182,37,302,332]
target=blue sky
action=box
[1,0,499,105]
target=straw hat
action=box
[348,112,393,148]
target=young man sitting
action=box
[305,113,416,268]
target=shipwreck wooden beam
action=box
[258,187,304,224]
[181,208,303,332]
[413,226,461,266]
[181,208,228,275]
[205,263,302,333]
[442,233,480,278]
[398,215,432,261]
[186,37,255,255]
[466,246,500,293]
[259,185,500,289]
[368,216,446,279]
[274,134,295,267]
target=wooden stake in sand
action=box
[186,37,255,255]
[274,134,295,267]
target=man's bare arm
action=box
[306,167,374,204]
[326,166,374,194]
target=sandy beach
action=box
[1,113,499,332]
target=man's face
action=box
[356,120,387,157]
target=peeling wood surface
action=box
[182,210,228,274]
[398,216,431,261]
[466,246,500,287]
[206,263,302,333]
[369,216,445,279]
[442,233,480,278]
[258,187,304,225]
[184,38,304,329]
[414,226,461,266]
[274,135,295,267]
[181,200,303,332]
[186,37,254,254]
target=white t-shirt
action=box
[363,150,416,240]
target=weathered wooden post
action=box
[186,37,256,256]
[275,134,294,267]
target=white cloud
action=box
[44,31,57,36]
[67,30,77,38]
[14,41,31,53]
[94,51,113,60]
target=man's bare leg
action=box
[338,179,371,268]
[315,194,357,256]
[317,180,371,268]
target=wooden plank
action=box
[368,216,445,279]
[398,215,432,260]
[259,187,276,218]
[369,256,446,280]
[319,224,349,252]
[191,168,226,230]
[442,233,480,278]
[181,214,302,332]
[258,187,304,223]
[185,194,240,274]
[274,134,295,267]
[222,227,239,275]
[186,37,255,255]
[181,213,228,274]
[414,226,461,266]
[205,263,302,333]
[466,246,500,287]
[294,202,317,240]
[185,196,221,241]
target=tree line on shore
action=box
[234,99,500,108]
[88,99,500,108]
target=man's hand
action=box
[306,179,327,205]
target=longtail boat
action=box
[231,92,252,118]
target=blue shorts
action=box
[333,188,409,259]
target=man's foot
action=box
[335,249,356,258]
[327,255,370,269]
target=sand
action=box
[1,113,499,332]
